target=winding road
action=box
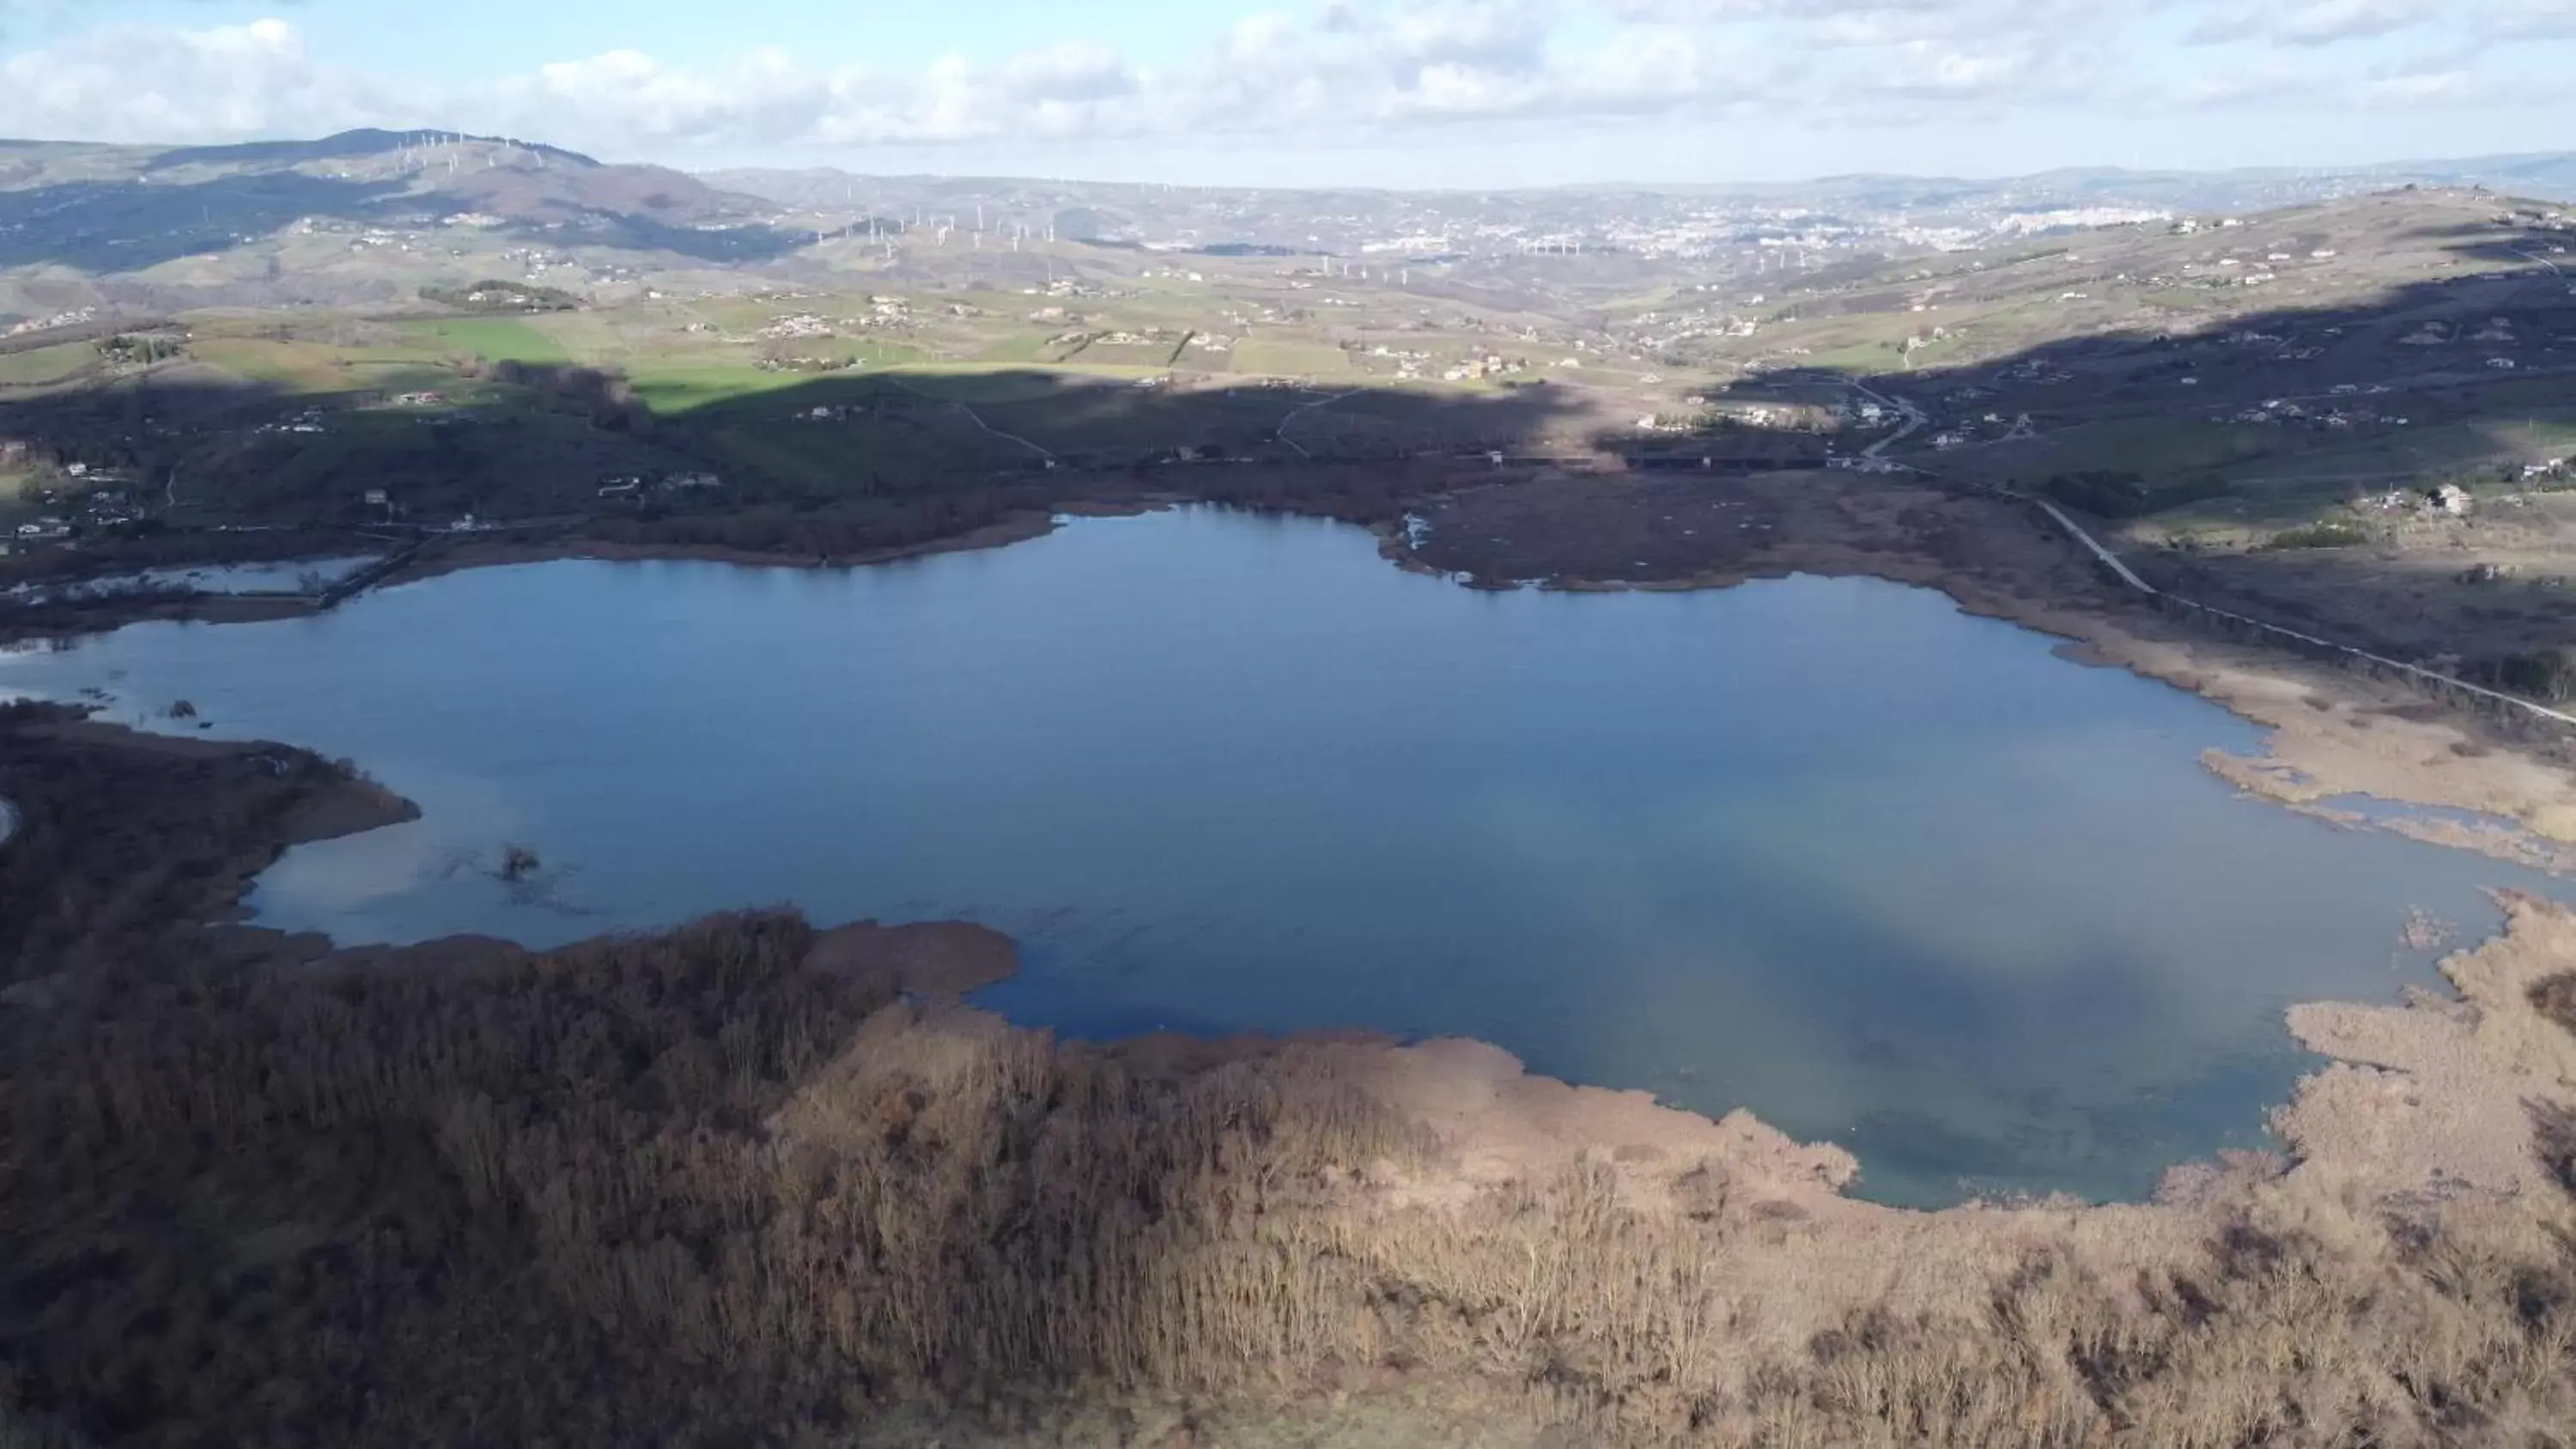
[1850,382,1927,461]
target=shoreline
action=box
[374,508,1073,589]
[38,484,2574,889]
[11,484,2576,1209]
[3,699,2561,1225]
[1376,480,2576,875]
[18,473,2576,871]
[9,700,2576,1443]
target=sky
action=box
[0,0,2570,185]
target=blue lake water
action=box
[2,506,2555,1206]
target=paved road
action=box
[1850,383,1927,460]
[1959,469,2576,732]
[2020,494,2154,593]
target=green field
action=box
[1801,341,1907,373]
[969,331,1074,365]
[0,341,97,386]
[397,317,577,366]
[189,336,453,394]
[628,364,814,413]
[1225,337,1355,378]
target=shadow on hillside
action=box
[1689,205,2576,682]
[568,367,1596,558]
[0,173,411,271]
[684,366,1589,465]
[0,361,1595,582]
[0,167,811,273]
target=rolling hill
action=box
[0,129,803,314]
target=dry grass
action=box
[5,710,2576,1448]
[3,908,2573,1447]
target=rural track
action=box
[1961,475,2576,732]
[1276,388,1364,459]
[886,379,1057,462]
[1845,375,2576,731]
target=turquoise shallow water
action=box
[3,506,2556,1206]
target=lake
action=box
[3,506,2553,1206]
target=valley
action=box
[6,124,2576,1449]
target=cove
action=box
[3,506,2558,1207]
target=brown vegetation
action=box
[3,709,2576,1448]
[0,703,412,985]
[2535,973,2576,1040]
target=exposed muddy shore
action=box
[17,465,2576,879]
[15,471,2576,1192]
[2,702,2561,1225]
[1394,470,2576,876]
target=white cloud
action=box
[2361,66,2475,102]
[2189,0,2444,44]
[0,1,2559,164]
[2479,0,2576,35]
[0,18,404,141]
[2275,0,2441,43]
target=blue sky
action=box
[1,0,2571,185]
[56,0,1236,76]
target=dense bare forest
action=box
[4,704,2576,1447]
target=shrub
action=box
[2257,521,2371,551]
[2490,647,2576,701]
